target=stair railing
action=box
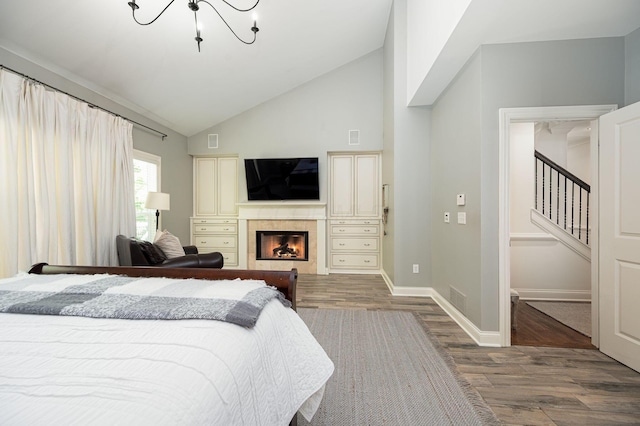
[534,150,590,245]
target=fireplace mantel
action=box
[238,202,326,220]
[237,202,327,274]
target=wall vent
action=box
[208,134,219,149]
[449,286,467,315]
[348,129,360,145]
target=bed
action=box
[0,263,334,425]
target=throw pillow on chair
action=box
[154,230,186,259]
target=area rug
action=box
[526,301,591,337]
[296,309,499,425]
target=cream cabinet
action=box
[192,156,238,267]
[190,218,238,266]
[329,154,380,217]
[328,152,381,272]
[194,157,238,217]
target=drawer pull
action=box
[223,241,230,245]
[339,243,345,246]
[339,229,345,232]
[364,229,370,232]
[364,260,370,263]
[199,241,207,244]
[339,259,345,263]
[364,243,370,247]
[223,228,230,231]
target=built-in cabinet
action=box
[191,156,238,266]
[328,152,381,272]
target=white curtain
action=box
[0,69,135,278]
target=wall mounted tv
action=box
[244,157,320,201]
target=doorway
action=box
[509,120,593,348]
[498,105,617,347]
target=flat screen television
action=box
[244,157,320,200]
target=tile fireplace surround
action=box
[237,202,327,274]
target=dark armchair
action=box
[116,235,224,268]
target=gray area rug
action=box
[297,308,499,425]
[526,301,591,337]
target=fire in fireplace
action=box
[256,231,309,261]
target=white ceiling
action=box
[1,1,640,137]
[0,0,393,136]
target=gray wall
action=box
[187,50,384,203]
[384,0,432,290]
[626,26,640,105]
[431,37,625,331]
[431,51,483,325]
[0,47,192,244]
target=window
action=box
[133,150,161,241]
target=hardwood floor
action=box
[297,274,640,425]
[511,301,596,349]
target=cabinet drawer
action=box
[220,251,237,266]
[331,225,379,235]
[330,219,378,225]
[192,218,237,225]
[331,237,378,251]
[194,235,237,248]
[331,253,378,269]
[192,224,237,234]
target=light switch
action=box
[457,194,466,206]
[444,212,450,223]
[457,212,466,224]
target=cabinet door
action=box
[355,154,379,217]
[330,155,354,216]
[195,158,216,216]
[217,157,238,216]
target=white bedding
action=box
[0,275,334,425]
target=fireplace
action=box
[256,231,309,261]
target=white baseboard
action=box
[381,269,501,347]
[429,290,502,347]
[514,288,591,301]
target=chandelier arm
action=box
[197,0,259,12]
[131,0,177,26]
[199,0,257,44]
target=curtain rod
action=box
[1,64,168,141]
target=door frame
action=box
[498,105,617,347]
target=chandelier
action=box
[127,0,260,52]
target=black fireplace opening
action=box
[256,231,309,261]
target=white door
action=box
[599,101,640,372]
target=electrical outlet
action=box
[457,193,466,206]
[412,264,419,273]
[444,212,450,223]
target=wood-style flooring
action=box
[511,301,596,349]
[296,274,640,425]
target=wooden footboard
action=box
[28,263,298,310]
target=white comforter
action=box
[0,275,334,425]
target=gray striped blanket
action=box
[0,274,290,328]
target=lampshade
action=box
[145,192,170,211]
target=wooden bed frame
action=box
[28,263,298,310]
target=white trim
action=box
[513,288,591,301]
[380,269,394,293]
[392,286,432,297]
[510,233,558,242]
[385,278,501,347]
[498,105,616,347]
[530,209,591,261]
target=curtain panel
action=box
[0,70,135,277]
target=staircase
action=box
[533,150,591,260]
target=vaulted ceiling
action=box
[1,1,639,137]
